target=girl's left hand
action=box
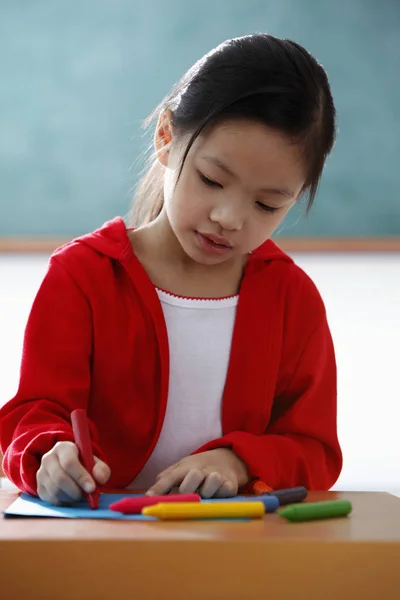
[146,448,250,498]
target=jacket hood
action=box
[76,216,293,266]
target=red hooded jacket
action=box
[0,217,342,495]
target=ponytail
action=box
[130,158,164,226]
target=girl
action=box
[0,34,342,505]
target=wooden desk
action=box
[1,490,400,599]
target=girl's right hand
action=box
[36,441,111,505]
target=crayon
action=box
[251,481,273,495]
[71,409,99,510]
[279,500,352,522]
[266,486,308,506]
[110,493,200,514]
[143,501,265,520]
[212,495,279,513]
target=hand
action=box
[36,441,110,505]
[146,448,250,498]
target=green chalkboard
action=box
[1,0,399,238]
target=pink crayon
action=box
[110,493,201,515]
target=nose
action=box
[209,196,244,232]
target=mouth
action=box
[195,232,234,256]
[199,232,233,248]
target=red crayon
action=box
[251,481,273,495]
[71,409,100,510]
[110,493,201,515]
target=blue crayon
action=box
[209,495,279,513]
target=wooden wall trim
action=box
[277,238,400,252]
[0,239,70,253]
[0,237,400,253]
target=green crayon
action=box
[279,500,352,522]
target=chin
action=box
[188,248,230,266]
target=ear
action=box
[154,109,174,167]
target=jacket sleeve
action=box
[0,257,105,495]
[194,316,342,490]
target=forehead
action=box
[191,119,306,191]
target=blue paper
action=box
[3,493,250,521]
[4,493,154,520]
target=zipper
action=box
[121,249,170,479]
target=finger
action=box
[37,471,58,505]
[37,482,59,505]
[38,477,76,506]
[146,467,188,496]
[37,457,75,503]
[48,460,83,502]
[93,457,111,485]
[199,472,223,499]
[214,479,238,498]
[154,462,177,482]
[57,443,95,494]
[179,469,205,495]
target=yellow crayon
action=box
[142,501,265,520]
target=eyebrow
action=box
[200,155,295,199]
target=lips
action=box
[195,232,234,256]
[198,232,233,248]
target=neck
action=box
[129,211,247,297]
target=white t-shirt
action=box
[130,288,239,489]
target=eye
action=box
[198,172,223,189]
[256,202,279,213]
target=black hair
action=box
[131,33,336,225]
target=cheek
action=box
[163,177,194,233]
[267,207,292,233]
[163,168,178,205]
[265,206,294,238]
[168,172,204,217]
[249,208,291,248]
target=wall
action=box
[1,0,399,238]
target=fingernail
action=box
[146,490,155,496]
[83,481,95,493]
[97,473,107,485]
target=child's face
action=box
[161,118,305,265]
